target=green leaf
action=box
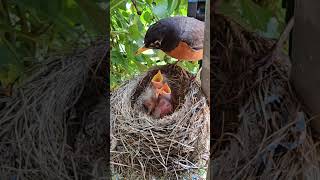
[74,0,107,34]
[110,0,127,10]
[0,44,15,67]
[141,11,153,24]
[17,0,63,17]
[110,0,190,89]
[218,1,250,29]
[218,0,274,34]
[240,0,273,31]
[156,50,166,60]
[152,0,168,18]
[0,24,37,42]
[146,0,153,4]
[167,0,179,15]
[128,24,140,40]
[133,60,148,71]
[0,63,23,86]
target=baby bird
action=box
[142,70,173,118]
[152,83,173,118]
[142,70,164,114]
[142,86,158,114]
[156,83,172,99]
[151,70,164,89]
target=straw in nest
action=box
[211,14,320,180]
[0,38,109,179]
[111,65,210,179]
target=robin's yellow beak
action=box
[135,46,150,55]
[151,70,164,89]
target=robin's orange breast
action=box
[165,41,203,61]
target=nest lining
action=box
[111,65,210,179]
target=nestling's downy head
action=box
[152,96,173,118]
[142,86,157,114]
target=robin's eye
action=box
[149,40,161,48]
[154,40,161,47]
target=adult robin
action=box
[135,16,204,63]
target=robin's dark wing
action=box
[169,16,205,51]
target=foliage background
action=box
[110,0,196,91]
[218,0,286,39]
[0,0,286,90]
[0,0,288,178]
[0,0,107,88]
[110,0,287,90]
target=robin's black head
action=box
[143,19,180,52]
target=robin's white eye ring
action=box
[154,40,161,46]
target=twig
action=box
[274,17,295,54]
[131,0,141,15]
[111,162,131,168]
[150,130,167,170]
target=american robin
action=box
[136,16,204,63]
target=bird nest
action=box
[211,13,320,179]
[111,65,210,179]
[0,38,109,179]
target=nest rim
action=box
[111,64,210,178]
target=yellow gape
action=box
[151,70,164,89]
